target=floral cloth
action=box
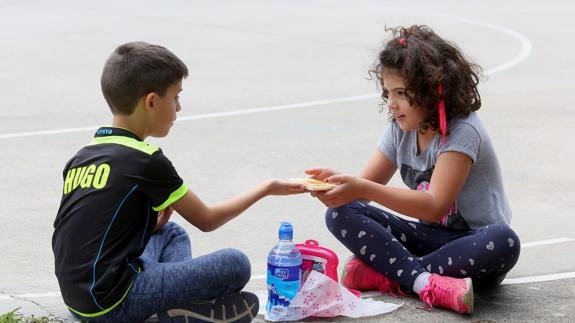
[264,271,401,321]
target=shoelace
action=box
[347,260,410,297]
[419,278,452,311]
[377,276,410,297]
[355,268,409,297]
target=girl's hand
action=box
[266,180,307,195]
[155,206,173,231]
[313,174,367,208]
[304,167,338,181]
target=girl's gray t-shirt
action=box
[377,112,511,230]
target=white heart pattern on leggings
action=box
[486,241,495,251]
[360,245,367,255]
[508,238,515,247]
[358,231,366,238]
[340,229,347,238]
[331,211,338,219]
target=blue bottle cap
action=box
[278,222,293,240]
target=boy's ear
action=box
[143,92,158,112]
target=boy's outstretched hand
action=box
[266,179,307,195]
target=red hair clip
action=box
[437,83,447,144]
[399,37,406,46]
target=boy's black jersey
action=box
[52,127,188,317]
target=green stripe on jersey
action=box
[67,267,140,318]
[153,183,188,211]
[90,136,159,155]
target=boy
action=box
[52,41,305,323]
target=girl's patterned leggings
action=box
[326,201,521,290]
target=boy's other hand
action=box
[266,180,307,195]
[304,167,338,181]
[155,206,173,231]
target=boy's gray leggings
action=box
[82,222,251,323]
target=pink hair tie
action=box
[399,37,406,46]
[437,83,447,144]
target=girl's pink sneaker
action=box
[341,256,408,297]
[419,274,474,314]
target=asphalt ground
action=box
[1,0,574,322]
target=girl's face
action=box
[382,73,429,132]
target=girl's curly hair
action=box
[370,25,482,132]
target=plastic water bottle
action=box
[266,222,302,319]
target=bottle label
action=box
[268,264,301,282]
[266,264,301,318]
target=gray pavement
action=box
[1,0,575,322]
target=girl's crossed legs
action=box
[326,201,520,291]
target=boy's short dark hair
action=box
[101,41,189,115]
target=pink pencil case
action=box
[296,239,361,298]
[296,239,339,283]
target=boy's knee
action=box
[221,248,251,285]
[160,221,190,239]
[158,221,183,234]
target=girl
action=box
[306,25,520,314]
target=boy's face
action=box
[149,80,182,137]
[382,72,428,132]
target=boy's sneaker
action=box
[157,291,259,323]
[341,256,407,296]
[418,274,474,314]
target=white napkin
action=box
[261,271,402,321]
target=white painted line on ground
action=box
[522,237,574,248]
[0,292,61,300]
[0,15,531,141]
[0,95,378,140]
[176,94,379,122]
[501,272,575,285]
[321,271,575,296]
[424,13,533,76]
[0,126,100,140]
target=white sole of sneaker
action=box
[463,277,474,314]
[159,292,259,323]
